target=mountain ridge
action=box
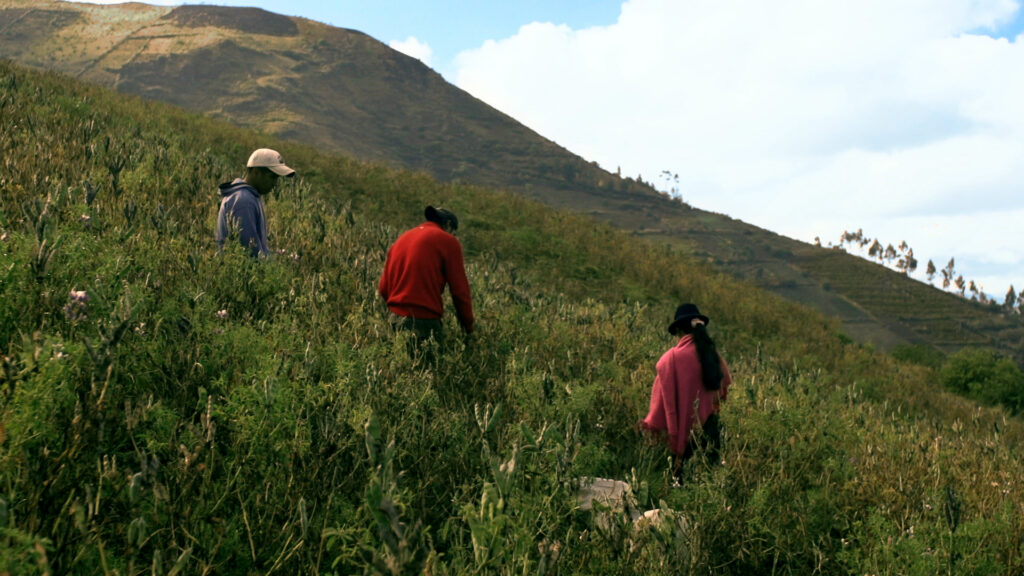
[4,0,1023,364]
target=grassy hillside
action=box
[2,61,1024,575]
[4,0,1024,368]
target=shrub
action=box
[940,348,1024,413]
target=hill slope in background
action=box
[3,0,1023,365]
[2,57,1023,575]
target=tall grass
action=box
[1,60,1023,574]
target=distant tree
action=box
[904,248,917,274]
[858,230,870,250]
[839,229,867,251]
[814,236,821,247]
[955,275,966,296]
[892,242,917,275]
[968,280,979,301]
[883,244,897,266]
[1018,290,1024,312]
[926,260,937,283]
[868,239,883,262]
[658,170,681,198]
[1005,285,1018,311]
[942,258,956,290]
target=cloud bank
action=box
[453,0,1024,297]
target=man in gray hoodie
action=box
[216,148,296,257]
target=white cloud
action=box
[453,0,1024,296]
[389,36,433,67]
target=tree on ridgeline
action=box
[896,248,918,275]
[868,239,883,262]
[829,229,985,302]
[980,290,992,305]
[1018,290,1024,313]
[883,243,898,267]
[942,258,956,290]
[955,275,967,297]
[1005,285,1018,312]
[658,170,681,198]
[839,228,869,251]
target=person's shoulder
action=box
[422,224,459,242]
[221,179,255,193]
[656,345,677,365]
[228,185,259,204]
[661,339,694,361]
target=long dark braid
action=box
[684,322,723,390]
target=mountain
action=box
[3,0,1023,364]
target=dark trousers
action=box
[392,316,444,347]
[675,413,723,478]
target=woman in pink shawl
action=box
[640,303,732,471]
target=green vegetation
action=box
[2,60,1024,575]
[6,0,1024,373]
[890,343,945,371]
[940,348,1024,414]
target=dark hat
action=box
[425,205,458,231]
[668,303,710,335]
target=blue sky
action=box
[315,1,623,78]
[135,1,624,78]
[74,1,1024,300]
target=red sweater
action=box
[642,335,731,456]
[379,222,474,333]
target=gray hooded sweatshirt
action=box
[216,179,269,257]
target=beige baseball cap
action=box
[247,148,295,177]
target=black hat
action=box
[668,303,710,335]
[425,205,458,231]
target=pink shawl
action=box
[641,335,731,455]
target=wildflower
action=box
[79,214,91,227]
[216,309,228,320]
[0,231,7,242]
[64,290,89,321]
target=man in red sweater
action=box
[379,206,475,343]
